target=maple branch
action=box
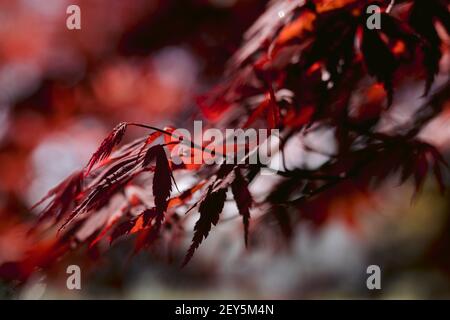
[288,178,342,208]
[128,122,226,158]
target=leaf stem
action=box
[128,122,226,158]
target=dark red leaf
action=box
[86,122,128,175]
[143,144,174,215]
[133,209,163,254]
[136,131,163,163]
[60,159,139,231]
[230,168,252,247]
[109,208,158,245]
[183,187,227,266]
[109,220,135,244]
[33,170,84,224]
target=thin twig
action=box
[386,0,395,13]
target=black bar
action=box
[0,300,446,319]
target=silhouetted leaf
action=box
[183,187,227,266]
[86,122,128,175]
[230,168,252,247]
[33,170,84,224]
[143,144,175,215]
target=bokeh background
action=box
[0,0,450,299]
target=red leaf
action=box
[86,122,128,175]
[33,170,84,224]
[136,131,163,163]
[183,187,227,266]
[230,168,252,247]
[143,144,175,215]
[60,159,139,231]
[89,216,121,248]
[167,181,206,208]
[109,220,135,244]
[134,210,163,254]
[109,208,158,245]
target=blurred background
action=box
[0,0,450,299]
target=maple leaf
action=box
[109,220,134,244]
[230,168,252,247]
[183,187,227,266]
[85,122,128,175]
[88,202,130,248]
[133,209,163,253]
[142,144,175,215]
[32,170,84,224]
[136,131,163,163]
[89,208,160,249]
[60,159,139,231]
[6,0,449,279]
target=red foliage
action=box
[183,186,228,266]
[1,0,449,281]
[86,122,128,175]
